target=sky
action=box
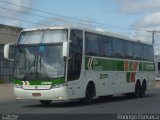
[0,0,160,54]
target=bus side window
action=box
[67,30,83,81]
[99,36,113,57]
[85,32,100,56]
[112,38,125,59]
[135,43,142,60]
[147,45,154,61]
[124,41,135,59]
[142,44,152,61]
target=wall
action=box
[0,24,22,83]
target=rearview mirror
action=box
[4,43,15,61]
[62,42,69,57]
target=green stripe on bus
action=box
[139,62,142,71]
[142,62,155,71]
[85,57,154,72]
[13,77,65,85]
[13,79,23,85]
[85,57,124,71]
[52,77,65,84]
[128,62,133,71]
[126,72,131,83]
[113,60,124,71]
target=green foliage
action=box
[0,79,4,84]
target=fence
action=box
[0,44,14,83]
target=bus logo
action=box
[22,81,30,86]
[87,57,93,70]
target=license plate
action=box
[32,93,41,96]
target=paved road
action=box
[0,84,16,103]
[0,88,160,114]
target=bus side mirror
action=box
[4,43,15,61]
[62,42,69,57]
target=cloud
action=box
[130,30,152,43]
[117,0,160,54]
[133,12,160,28]
[4,20,21,27]
[0,0,33,27]
[11,0,31,12]
[119,0,160,14]
[36,16,96,28]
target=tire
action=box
[141,81,147,96]
[80,83,95,104]
[135,82,143,98]
[40,100,52,106]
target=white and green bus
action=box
[4,26,155,105]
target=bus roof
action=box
[21,26,153,46]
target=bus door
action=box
[67,30,83,99]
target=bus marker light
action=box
[57,96,63,100]
[16,96,23,99]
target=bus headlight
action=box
[14,84,22,88]
[51,84,65,89]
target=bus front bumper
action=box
[14,86,68,101]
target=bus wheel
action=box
[40,100,52,106]
[141,80,147,96]
[135,82,142,98]
[81,82,95,104]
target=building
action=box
[0,24,22,83]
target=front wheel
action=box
[80,83,95,104]
[40,100,52,106]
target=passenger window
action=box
[85,32,100,56]
[148,46,154,61]
[142,44,148,61]
[124,41,135,59]
[99,36,113,57]
[112,38,124,58]
[135,43,142,60]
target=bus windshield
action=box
[18,29,67,44]
[14,29,67,80]
[15,44,64,80]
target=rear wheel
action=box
[126,81,143,98]
[141,80,147,96]
[40,100,52,105]
[135,82,143,98]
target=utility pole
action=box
[147,30,160,45]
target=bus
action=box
[4,26,155,105]
[155,55,160,80]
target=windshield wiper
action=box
[39,55,42,71]
[33,54,36,72]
